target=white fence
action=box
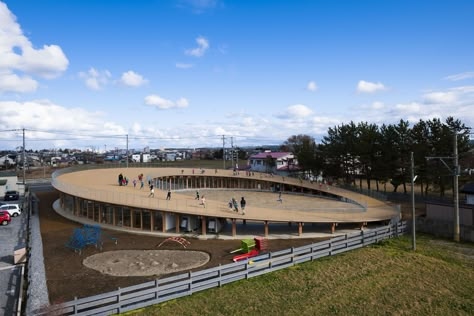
[35,221,406,315]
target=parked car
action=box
[0,211,11,225]
[0,204,22,217]
[4,190,20,201]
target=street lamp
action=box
[411,152,417,250]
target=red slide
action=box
[232,249,260,262]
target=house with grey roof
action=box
[248,151,299,175]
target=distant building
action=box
[0,171,19,196]
[0,155,16,167]
[248,151,299,175]
[461,182,474,205]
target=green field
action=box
[127,235,473,316]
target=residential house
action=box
[248,151,299,175]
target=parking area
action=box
[0,197,26,316]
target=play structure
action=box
[230,237,268,262]
[65,224,118,255]
[157,236,191,249]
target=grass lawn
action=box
[127,234,473,316]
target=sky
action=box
[0,0,473,151]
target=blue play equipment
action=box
[65,224,118,255]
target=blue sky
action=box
[0,0,473,151]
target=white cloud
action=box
[79,68,111,90]
[119,70,148,87]
[0,99,125,136]
[444,72,474,81]
[185,36,209,57]
[306,81,318,92]
[0,2,68,93]
[356,80,387,93]
[175,97,189,108]
[423,91,457,104]
[176,63,193,69]
[144,95,190,110]
[278,104,313,119]
[0,71,38,93]
[394,102,422,114]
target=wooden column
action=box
[150,211,155,232]
[112,207,116,226]
[232,219,237,237]
[140,210,143,230]
[131,209,134,229]
[162,212,167,232]
[201,216,206,236]
[298,222,303,236]
[331,223,336,234]
[264,221,269,237]
[98,204,102,223]
[175,214,180,233]
[86,201,89,219]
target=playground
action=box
[37,191,328,302]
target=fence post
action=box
[269,252,273,270]
[73,296,77,315]
[245,259,249,279]
[291,247,294,265]
[117,287,121,315]
[155,279,159,300]
[189,271,193,294]
[218,264,222,287]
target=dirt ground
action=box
[37,191,327,303]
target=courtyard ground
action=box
[37,191,327,303]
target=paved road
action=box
[0,197,26,316]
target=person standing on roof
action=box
[240,197,246,215]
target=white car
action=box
[0,204,22,217]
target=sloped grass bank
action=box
[130,235,473,316]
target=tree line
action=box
[282,117,472,196]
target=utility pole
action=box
[453,133,460,242]
[231,136,234,171]
[22,128,26,190]
[411,151,416,250]
[126,134,129,168]
[222,135,225,170]
[426,131,460,242]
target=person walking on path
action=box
[200,196,206,208]
[232,197,239,213]
[140,180,144,189]
[166,189,171,200]
[240,197,246,215]
[148,184,155,197]
[277,191,283,203]
[133,179,137,188]
[195,190,200,200]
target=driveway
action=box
[0,200,26,316]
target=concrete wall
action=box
[426,203,473,226]
[417,202,474,242]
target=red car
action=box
[0,211,11,225]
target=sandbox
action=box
[83,250,210,277]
